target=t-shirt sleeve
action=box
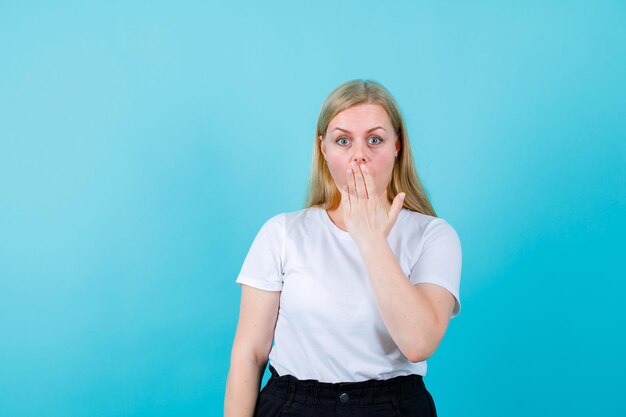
[409,218,463,318]
[235,214,285,292]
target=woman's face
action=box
[320,103,400,202]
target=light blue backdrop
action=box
[1,1,624,416]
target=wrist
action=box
[356,235,389,254]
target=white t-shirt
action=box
[235,206,462,383]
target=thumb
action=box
[388,192,405,225]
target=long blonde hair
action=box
[304,79,437,217]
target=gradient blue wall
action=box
[1,1,624,416]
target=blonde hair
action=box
[304,79,437,217]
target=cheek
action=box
[368,159,396,188]
[326,155,348,177]
[368,157,394,176]
[326,156,358,188]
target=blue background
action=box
[1,1,625,416]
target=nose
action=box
[351,143,368,164]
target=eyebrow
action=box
[332,126,387,133]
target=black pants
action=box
[253,364,437,417]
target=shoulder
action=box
[400,208,437,226]
[398,208,453,232]
[258,207,318,234]
[398,209,461,244]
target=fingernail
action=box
[400,193,406,200]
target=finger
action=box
[345,167,357,202]
[352,161,368,200]
[359,164,376,199]
[388,192,406,224]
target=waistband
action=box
[264,364,427,408]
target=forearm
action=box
[358,237,438,362]
[224,351,266,417]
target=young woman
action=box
[225,79,462,417]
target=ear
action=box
[395,138,401,154]
[319,135,326,158]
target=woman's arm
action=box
[340,163,459,363]
[224,286,280,417]
[358,238,456,363]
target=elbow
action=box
[230,343,270,369]
[406,349,431,364]
[405,337,438,363]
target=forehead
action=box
[328,104,392,132]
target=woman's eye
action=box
[336,136,383,146]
